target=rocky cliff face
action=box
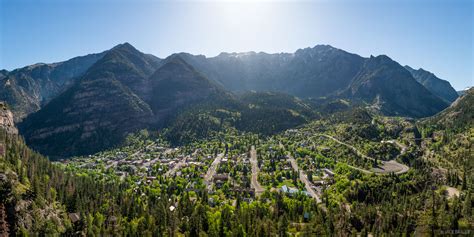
[178,46,448,117]
[178,45,365,97]
[345,55,449,117]
[0,51,107,121]
[0,102,18,135]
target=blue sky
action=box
[1,0,472,90]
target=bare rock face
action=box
[0,102,18,135]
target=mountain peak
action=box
[106,42,144,58]
[428,86,473,129]
[83,41,160,81]
[413,67,433,75]
[295,44,336,54]
[348,53,449,117]
[112,42,136,51]
[364,55,404,72]
[157,54,198,75]
[370,54,393,62]
[312,44,336,50]
[165,54,189,64]
[147,54,223,119]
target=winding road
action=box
[318,134,409,175]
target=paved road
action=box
[286,154,322,203]
[318,134,409,175]
[142,157,160,169]
[382,139,408,155]
[164,156,187,177]
[204,152,224,190]
[163,149,200,177]
[250,146,265,197]
[346,164,372,174]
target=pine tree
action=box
[277,214,288,237]
[462,170,467,190]
[463,192,472,218]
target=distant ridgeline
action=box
[0,43,459,157]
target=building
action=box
[322,168,335,177]
[313,180,326,186]
[68,213,81,223]
[213,174,229,188]
[213,174,229,182]
[281,185,310,197]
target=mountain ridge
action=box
[404,65,458,103]
[344,55,449,117]
[18,43,160,158]
[11,42,457,157]
[0,51,108,121]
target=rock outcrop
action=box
[0,102,18,135]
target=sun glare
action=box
[212,1,274,30]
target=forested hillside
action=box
[417,88,473,180]
[163,91,317,145]
[2,100,473,235]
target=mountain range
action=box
[0,43,458,157]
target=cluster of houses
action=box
[281,168,335,197]
[209,154,256,199]
[61,137,338,206]
[312,168,335,186]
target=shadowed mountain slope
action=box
[405,65,458,103]
[344,55,449,117]
[19,43,160,158]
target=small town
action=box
[59,130,343,206]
